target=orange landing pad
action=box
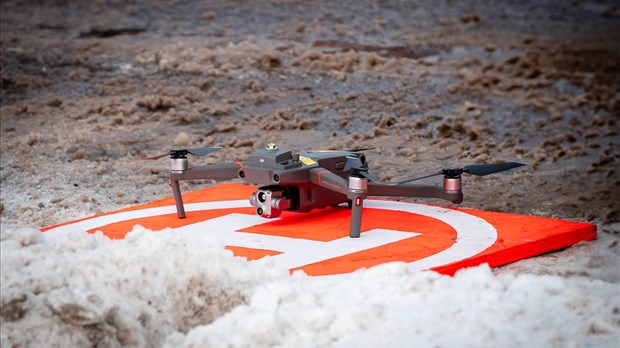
[41,184,596,276]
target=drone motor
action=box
[170,157,189,172]
[442,177,462,194]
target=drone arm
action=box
[308,168,349,195]
[169,162,243,181]
[367,182,463,204]
[167,162,243,219]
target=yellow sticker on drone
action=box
[299,156,317,166]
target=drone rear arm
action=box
[367,182,463,204]
[169,162,243,218]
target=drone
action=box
[142,144,525,238]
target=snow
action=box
[0,225,282,347]
[2,224,618,347]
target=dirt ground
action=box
[1,0,619,276]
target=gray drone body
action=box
[144,144,525,238]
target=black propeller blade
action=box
[141,153,170,160]
[186,147,222,156]
[397,171,444,184]
[398,162,526,184]
[344,156,381,182]
[462,162,526,176]
[343,147,375,153]
[141,147,221,160]
[343,156,365,172]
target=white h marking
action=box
[174,213,420,269]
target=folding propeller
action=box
[343,156,365,172]
[344,156,380,182]
[398,162,526,184]
[344,147,375,153]
[141,147,221,160]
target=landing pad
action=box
[41,184,597,276]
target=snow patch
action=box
[2,225,618,347]
[0,225,285,347]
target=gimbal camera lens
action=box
[256,207,264,216]
[257,191,267,203]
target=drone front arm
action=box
[308,167,349,195]
[367,182,463,204]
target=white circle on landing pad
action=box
[44,200,497,274]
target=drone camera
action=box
[257,191,267,203]
[249,188,293,218]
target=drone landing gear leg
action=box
[170,179,186,219]
[349,196,364,238]
[347,176,368,238]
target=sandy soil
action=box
[1,0,619,347]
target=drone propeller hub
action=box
[442,168,463,178]
[169,149,189,159]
